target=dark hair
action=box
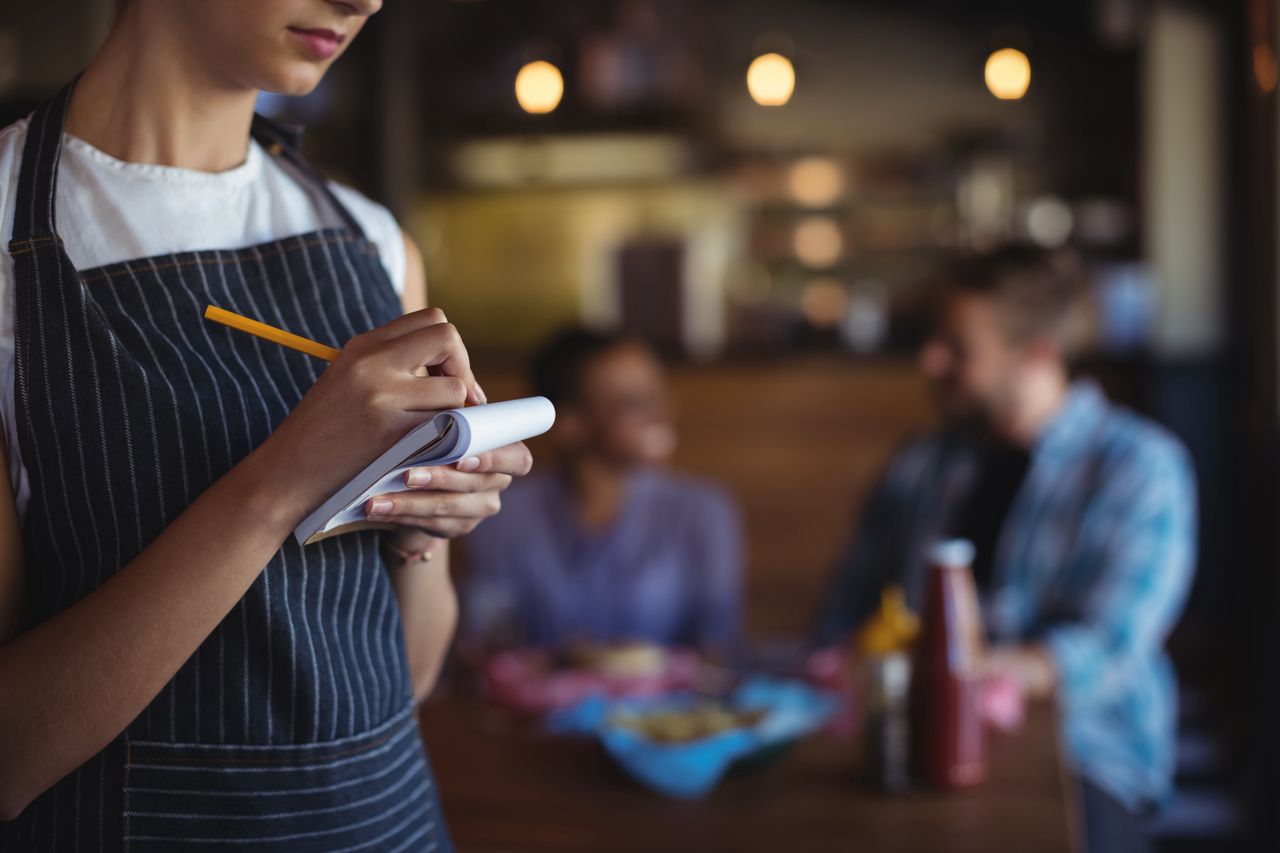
[944,246,1084,352]
[529,327,641,406]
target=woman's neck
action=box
[65,10,257,172]
[564,457,634,533]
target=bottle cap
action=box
[856,585,920,656]
[930,539,976,570]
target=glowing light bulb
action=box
[1025,195,1074,248]
[788,157,844,208]
[793,216,843,268]
[801,277,848,328]
[747,52,795,107]
[984,48,1031,100]
[515,60,564,114]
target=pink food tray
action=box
[483,649,703,716]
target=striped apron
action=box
[1,83,451,851]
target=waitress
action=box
[0,0,529,848]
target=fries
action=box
[609,703,767,744]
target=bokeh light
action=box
[515,60,565,114]
[1255,43,1277,94]
[793,216,843,268]
[1025,195,1074,247]
[984,48,1031,100]
[800,277,848,328]
[747,53,796,106]
[788,157,845,208]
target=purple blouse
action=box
[462,469,743,651]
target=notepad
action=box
[295,396,556,545]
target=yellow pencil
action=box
[203,304,340,362]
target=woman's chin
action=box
[256,63,329,98]
[632,449,675,468]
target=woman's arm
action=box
[387,232,456,702]
[384,230,530,702]
[0,308,481,820]
[0,425,304,820]
[384,529,457,704]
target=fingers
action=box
[353,309,484,406]
[365,489,501,538]
[387,374,470,413]
[357,307,449,346]
[377,322,477,399]
[365,489,500,521]
[374,449,525,538]
[452,442,533,477]
[403,467,512,494]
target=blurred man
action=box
[464,328,743,656]
[816,248,1196,853]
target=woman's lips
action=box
[288,27,345,61]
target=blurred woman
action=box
[0,1,531,847]
[464,328,743,657]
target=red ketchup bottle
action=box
[909,539,986,789]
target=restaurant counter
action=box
[418,696,1075,853]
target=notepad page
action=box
[294,396,556,544]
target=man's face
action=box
[571,344,677,466]
[917,292,1025,429]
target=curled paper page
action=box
[296,396,556,544]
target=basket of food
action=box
[549,677,837,798]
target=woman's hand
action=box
[364,442,533,545]
[258,308,484,528]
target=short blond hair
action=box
[945,247,1085,357]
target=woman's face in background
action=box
[133,0,382,96]
[570,343,677,468]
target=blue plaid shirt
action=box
[817,381,1197,810]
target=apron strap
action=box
[8,79,77,246]
[250,113,370,241]
[6,80,372,252]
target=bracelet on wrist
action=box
[381,537,436,566]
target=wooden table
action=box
[419,698,1075,853]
